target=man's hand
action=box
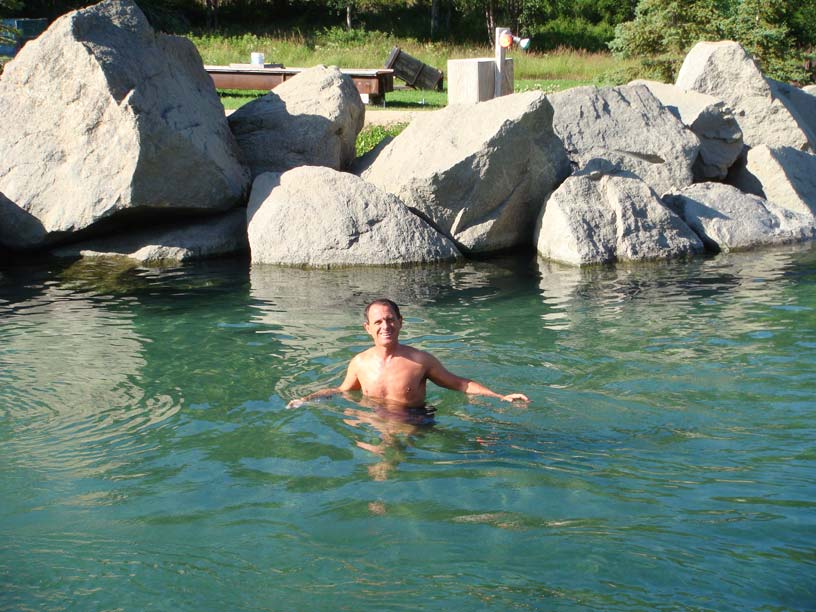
[500,393,529,403]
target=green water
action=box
[1,246,815,611]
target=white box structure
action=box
[446,57,514,105]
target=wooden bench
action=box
[205,64,395,104]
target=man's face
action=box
[364,303,402,347]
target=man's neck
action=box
[372,342,401,359]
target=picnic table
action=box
[205,64,395,104]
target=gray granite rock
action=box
[0,0,249,251]
[51,208,248,263]
[730,145,816,218]
[228,65,364,179]
[548,84,699,195]
[361,91,570,254]
[630,79,743,180]
[247,166,460,266]
[676,40,815,151]
[535,166,704,265]
[665,182,815,252]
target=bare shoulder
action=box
[399,344,440,366]
[350,348,375,367]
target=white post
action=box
[494,27,509,99]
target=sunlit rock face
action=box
[547,84,700,196]
[228,65,365,179]
[246,166,460,267]
[676,40,816,152]
[0,0,249,251]
[535,165,703,266]
[362,91,570,254]
[629,79,743,181]
[665,182,815,252]
[730,145,816,219]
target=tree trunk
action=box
[346,4,353,29]
[506,0,523,34]
[484,0,495,44]
[205,0,219,29]
[431,0,441,39]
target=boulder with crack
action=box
[361,91,570,254]
[665,183,814,252]
[630,79,743,180]
[730,145,816,218]
[547,84,700,195]
[675,40,816,151]
[535,164,704,266]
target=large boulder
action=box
[630,79,743,180]
[547,84,699,195]
[535,164,704,266]
[247,166,460,267]
[675,41,815,151]
[730,145,816,218]
[665,183,815,252]
[228,65,364,179]
[50,208,248,263]
[767,78,816,148]
[361,91,570,254]
[0,0,249,251]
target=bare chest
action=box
[358,356,427,402]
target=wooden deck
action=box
[205,64,395,104]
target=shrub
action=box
[530,17,615,53]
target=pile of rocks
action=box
[1,0,814,267]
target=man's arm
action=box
[286,358,362,409]
[425,353,529,403]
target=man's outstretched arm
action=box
[426,354,529,403]
[286,359,362,409]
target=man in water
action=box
[287,298,529,409]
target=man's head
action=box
[363,299,403,347]
[363,298,402,323]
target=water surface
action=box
[1,246,815,611]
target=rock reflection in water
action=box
[537,245,813,334]
[249,261,516,334]
[0,283,173,477]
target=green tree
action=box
[1,0,23,51]
[724,0,814,81]
[609,0,723,58]
[611,0,816,82]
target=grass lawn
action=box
[194,30,641,110]
[218,78,595,111]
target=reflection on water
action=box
[1,244,815,611]
[342,402,436,482]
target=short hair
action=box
[364,298,402,322]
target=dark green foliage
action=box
[608,0,724,58]
[0,0,23,47]
[610,0,816,83]
[530,16,614,52]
